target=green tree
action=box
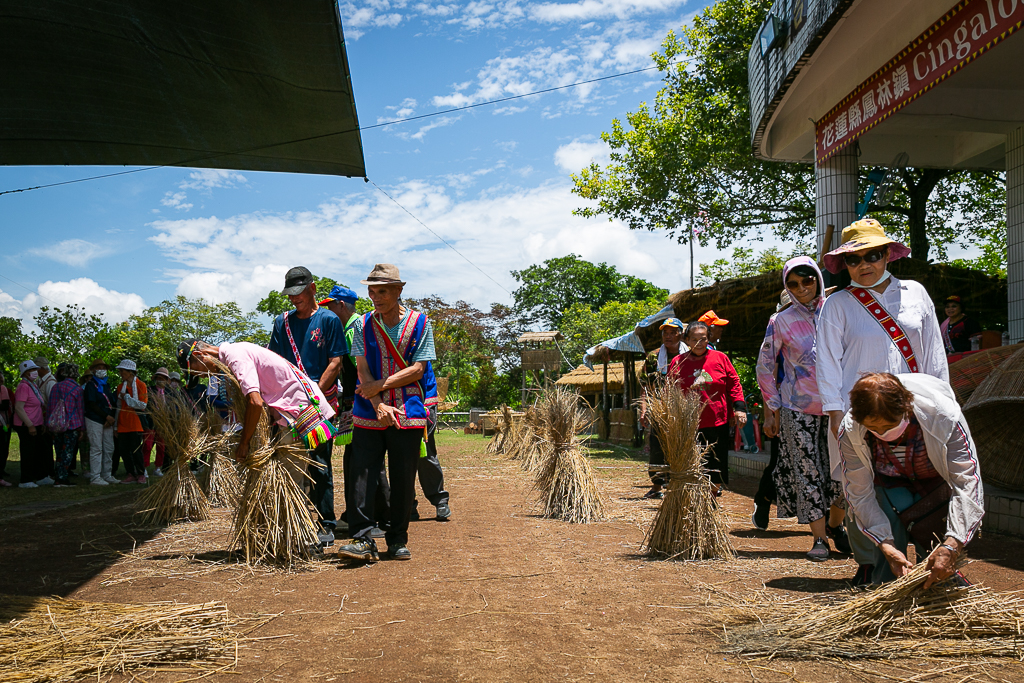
[256,275,340,318]
[511,254,667,329]
[32,305,112,366]
[0,316,31,381]
[558,298,666,367]
[570,0,1006,264]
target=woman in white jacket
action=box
[838,372,984,587]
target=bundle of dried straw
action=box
[642,383,733,560]
[197,407,243,508]
[135,395,211,525]
[533,387,604,524]
[722,556,1024,658]
[0,595,250,683]
[213,359,321,565]
[509,405,544,471]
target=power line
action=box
[367,178,513,298]
[0,61,680,198]
[0,272,64,308]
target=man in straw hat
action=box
[337,264,439,563]
[816,217,948,585]
[268,266,345,547]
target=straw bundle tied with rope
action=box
[197,406,243,508]
[533,387,605,524]
[212,358,321,565]
[642,383,734,561]
[0,595,260,683]
[720,555,1024,659]
[513,406,545,472]
[135,395,211,525]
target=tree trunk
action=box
[902,169,953,262]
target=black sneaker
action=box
[337,539,379,562]
[826,523,852,555]
[370,526,386,539]
[435,502,451,521]
[317,527,336,548]
[806,537,829,562]
[850,563,874,587]
[386,544,412,561]
[53,479,75,488]
[751,502,770,531]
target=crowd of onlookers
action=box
[0,355,209,488]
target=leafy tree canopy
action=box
[571,0,1006,266]
[559,297,666,367]
[696,242,814,286]
[511,254,667,329]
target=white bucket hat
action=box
[18,360,39,376]
[116,359,138,373]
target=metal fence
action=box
[747,0,853,157]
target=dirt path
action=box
[4,433,1024,682]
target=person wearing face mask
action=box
[83,359,119,484]
[838,372,983,587]
[755,257,850,562]
[668,321,746,496]
[13,360,50,487]
[817,218,949,585]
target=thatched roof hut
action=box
[556,361,647,394]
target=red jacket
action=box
[668,349,746,429]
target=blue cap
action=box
[318,285,358,305]
[659,317,685,330]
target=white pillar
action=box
[815,146,859,258]
[1008,127,1024,344]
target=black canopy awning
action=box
[0,0,365,177]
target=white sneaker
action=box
[90,478,110,486]
[153,467,163,477]
[19,481,39,488]
[103,476,121,484]
[36,476,55,486]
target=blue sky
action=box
[1,0,783,331]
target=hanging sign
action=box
[815,0,1024,164]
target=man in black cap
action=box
[267,266,345,547]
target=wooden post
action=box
[602,360,609,438]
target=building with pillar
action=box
[747,0,1023,343]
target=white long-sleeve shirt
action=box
[838,373,984,547]
[815,276,948,414]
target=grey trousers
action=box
[85,419,114,482]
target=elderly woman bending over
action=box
[838,372,983,588]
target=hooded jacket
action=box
[755,256,825,416]
[837,373,984,547]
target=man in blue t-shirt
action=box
[267,266,344,548]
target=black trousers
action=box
[755,436,781,506]
[15,426,50,483]
[348,426,422,546]
[411,428,449,513]
[698,424,731,486]
[117,432,144,476]
[307,439,336,530]
[342,442,390,527]
[648,424,666,486]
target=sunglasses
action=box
[843,248,887,267]
[785,275,817,290]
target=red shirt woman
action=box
[669,322,746,488]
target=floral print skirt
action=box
[774,408,842,524]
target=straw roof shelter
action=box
[556,361,647,396]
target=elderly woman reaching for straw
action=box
[178,339,338,562]
[839,372,984,588]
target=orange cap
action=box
[698,310,729,326]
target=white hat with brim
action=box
[824,218,911,274]
[18,360,39,376]
[116,359,138,373]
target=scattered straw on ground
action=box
[0,594,272,683]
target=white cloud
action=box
[554,138,610,173]
[28,239,114,267]
[0,279,148,326]
[147,179,728,317]
[180,169,247,191]
[161,191,193,211]
[529,0,686,22]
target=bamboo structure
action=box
[642,383,734,561]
